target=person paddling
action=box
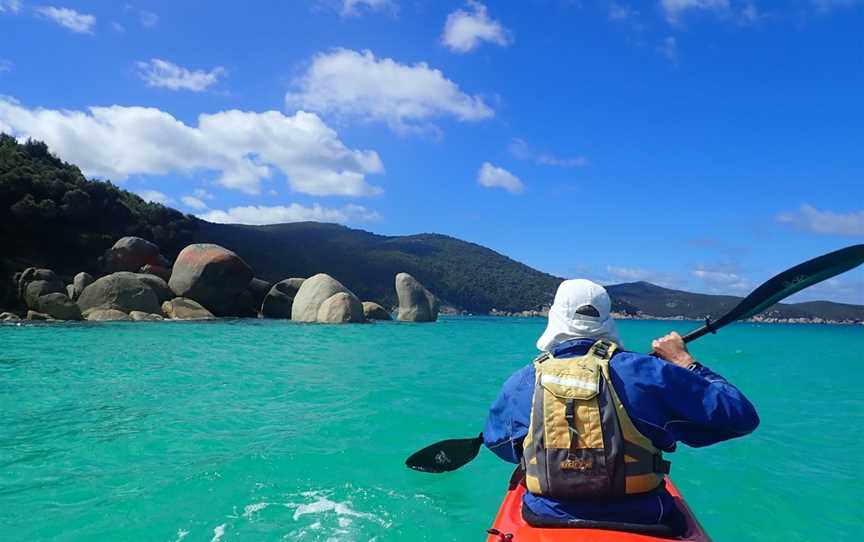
[483,279,760,534]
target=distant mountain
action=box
[1,135,861,321]
[606,281,862,322]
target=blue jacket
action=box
[483,338,759,525]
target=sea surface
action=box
[1,317,861,542]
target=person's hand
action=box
[651,331,695,369]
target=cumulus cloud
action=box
[285,48,493,133]
[660,0,729,23]
[137,59,226,92]
[0,97,384,196]
[181,195,207,210]
[777,205,864,236]
[339,0,395,16]
[0,0,21,13]
[442,1,511,53]
[477,162,524,194]
[509,138,588,168]
[193,188,214,200]
[199,203,380,226]
[136,189,173,205]
[691,266,750,292]
[35,6,96,34]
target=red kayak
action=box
[485,475,711,542]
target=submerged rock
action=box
[85,308,132,321]
[362,301,392,321]
[36,292,82,320]
[77,272,162,315]
[317,292,364,323]
[168,244,253,316]
[395,272,439,322]
[162,297,215,320]
[261,278,305,319]
[291,274,362,323]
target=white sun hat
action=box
[536,279,622,352]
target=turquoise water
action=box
[1,317,861,541]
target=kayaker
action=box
[483,279,759,534]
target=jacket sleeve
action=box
[656,361,760,447]
[483,365,535,463]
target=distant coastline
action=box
[477,308,863,325]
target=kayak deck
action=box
[485,476,711,542]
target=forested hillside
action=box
[0,135,197,306]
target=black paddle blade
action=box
[683,244,864,342]
[405,434,483,473]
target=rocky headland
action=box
[0,236,440,324]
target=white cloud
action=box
[477,162,524,194]
[691,266,750,292]
[181,195,207,210]
[509,138,588,168]
[605,265,683,288]
[139,10,158,27]
[136,189,173,205]
[777,205,864,236]
[657,36,679,64]
[193,188,214,200]
[340,0,395,16]
[660,0,729,24]
[442,1,511,53]
[0,0,21,13]
[137,59,226,92]
[285,48,493,133]
[35,6,96,34]
[199,203,380,226]
[0,59,12,73]
[0,97,384,196]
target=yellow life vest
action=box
[522,340,670,499]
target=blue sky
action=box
[1,0,862,303]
